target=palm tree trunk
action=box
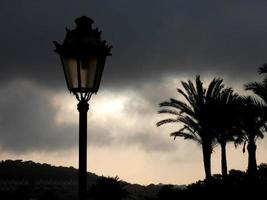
[202,143,212,181]
[221,141,228,179]
[247,142,258,179]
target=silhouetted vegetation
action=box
[209,88,243,179]
[157,65,267,181]
[157,76,226,180]
[88,176,129,200]
[0,160,267,199]
[235,96,266,179]
[147,166,267,200]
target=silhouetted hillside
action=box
[0,160,98,185]
[0,160,166,200]
[2,160,266,200]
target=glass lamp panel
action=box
[80,56,98,89]
[62,57,78,89]
[94,56,106,92]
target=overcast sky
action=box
[0,0,267,185]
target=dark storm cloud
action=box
[0,80,114,153]
[0,80,78,152]
[0,0,267,89]
[0,80,113,152]
[1,0,267,153]
[0,80,175,153]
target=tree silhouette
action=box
[258,163,267,178]
[157,75,225,181]
[244,64,267,180]
[236,96,266,179]
[155,185,179,200]
[89,176,129,200]
[208,88,242,179]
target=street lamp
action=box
[53,16,112,200]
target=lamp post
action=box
[53,16,112,200]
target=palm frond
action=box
[177,116,198,130]
[206,78,224,100]
[180,80,196,106]
[159,100,195,118]
[245,82,267,103]
[159,101,181,110]
[245,82,264,92]
[170,131,201,143]
[158,109,181,116]
[177,88,191,104]
[195,75,205,105]
[258,63,267,74]
[156,118,179,127]
[169,98,195,117]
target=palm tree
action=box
[244,64,267,179]
[237,97,266,179]
[157,75,224,180]
[208,88,242,179]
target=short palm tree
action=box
[208,88,242,179]
[244,64,267,179]
[157,75,224,180]
[237,96,266,179]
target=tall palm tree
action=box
[244,64,267,179]
[208,88,242,179]
[157,75,224,180]
[237,97,266,179]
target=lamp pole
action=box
[54,16,112,200]
[78,99,89,200]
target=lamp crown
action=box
[54,16,112,58]
[75,16,94,30]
